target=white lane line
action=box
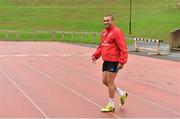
[130,93,180,116]
[127,76,180,95]
[42,57,180,116]
[72,71,180,116]
[19,55,180,116]
[79,53,91,56]
[0,53,91,58]
[0,53,92,57]
[0,55,7,58]
[0,68,49,119]
[0,54,71,58]
[0,54,29,57]
[70,71,180,115]
[45,55,180,96]
[56,54,72,57]
[21,61,120,118]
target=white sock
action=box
[115,87,124,96]
[108,98,115,105]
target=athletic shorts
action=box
[102,61,119,73]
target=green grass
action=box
[0,0,179,42]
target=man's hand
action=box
[117,63,123,69]
[91,56,96,64]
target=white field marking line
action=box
[0,54,71,57]
[20,61,120,118]
[0,53,91,58]
[0,118,179,119]
[0,54,29,58]
[79,53,92,57]
[56,54,72,57]
[0,68,49,119]
[36,54,72,57]
[0,55,7,58]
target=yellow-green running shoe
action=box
[101,103,115,112]
[120,92,128,106]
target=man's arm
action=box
[92,44,101,59]
[114,30,128,66]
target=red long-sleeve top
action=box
[92,24,128,65]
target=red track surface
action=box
[0,41,179,118]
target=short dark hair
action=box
[104,15,114,20]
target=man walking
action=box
[92,15,128,112]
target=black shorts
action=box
[102,61,119,73]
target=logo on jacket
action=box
[102,42,109,46]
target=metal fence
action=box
[0,30,164,55]
[0,30,101,44]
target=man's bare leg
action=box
[107,72,117,98]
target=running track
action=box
[0,41,179,118]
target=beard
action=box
[104,23,111,29]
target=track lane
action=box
[0,58,118,118]
[0,68,44,118]
[31,53,180,115]
[0,41,179,118]
[14,55,180,117]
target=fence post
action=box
[6,30,9,40]
[62,32,64,41]
[16,31,19,41]
[81,32,84,43]
[72,32,74,42]
[34,31,38,41]
[52,31,55,41]
[93,32,96,44]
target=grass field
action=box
[0,0,179,42]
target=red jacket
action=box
[92,24,128,65]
